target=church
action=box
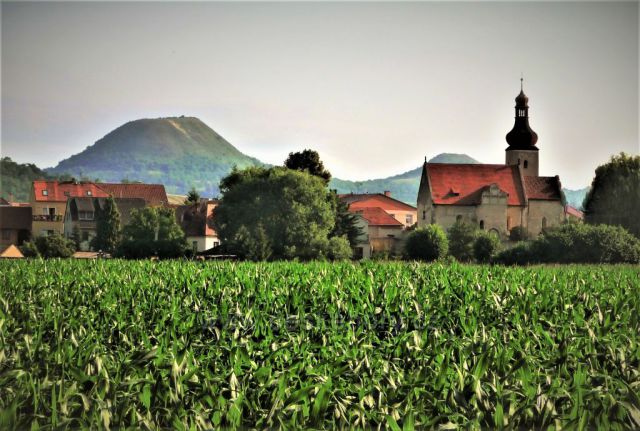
[417,81,565,238]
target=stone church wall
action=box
[526,200,565,237]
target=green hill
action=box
[0,157,65,202]
[330,153,479,204]
[47,116,262,196]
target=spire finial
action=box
[425,156,427,163]
[520,73,524,91]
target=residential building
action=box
[31,180,109,237]
[95,183,168,206]
[340,191,417,228]
[417,82,565,238]
[63,197,146,251]
[176,199,220,253]
[0,206,32,248]
[349,206,406,256]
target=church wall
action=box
[476,197,508,237]
[507,206,527,232]
[526,200,565,237]
[416,197,434,228]
[506,150,539,177]
[433,205,477,231]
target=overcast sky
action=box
[2,1,638,189]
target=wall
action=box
[433,205,477,231]
[385,209,418,228]
[506,150,539,177]
[31,201,66,236]
[526,200,565,237]
[187,236,220,253]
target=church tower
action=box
[505,78,539,176]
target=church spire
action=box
[506,78,538,150]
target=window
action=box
[86,190,92,196]
[524,160,529,169]
[64,191,70,197]
[43,207,56,216]
[518,158,521,166]
[41,229,55,237]
[214,241,220,247]
[479,220,485,230]
[78,211,94,220]
[406,214,413,225]
[82,231,90,241]
[42,190,48,196]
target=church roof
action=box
[424,163,527,206]
[523,176,562,200]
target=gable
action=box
[339,193,416,211]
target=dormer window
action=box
[64,191,70,197]
[86,190,92,196]
[42,190,48,196]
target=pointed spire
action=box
[520,73,523,91]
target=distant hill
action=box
[0,157,65,202]
[47,116,262,196]
[330,153,479,204]
[563,187,590,210]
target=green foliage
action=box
[216,166,336,260]
[19,241,40,258]
[47,117,263,197]
[584,152,640,237]
[473,231,501,263]
[1,260,639,429]
[71,225,82,250]
[404,225,448,261]
[326,235,353,260]
[32,232,75,258]
[447,221,477,262]
[509,225,528,242]
[0,157,63,202]
[91,197,121,253]
[284,149,331,184]
[116,207,188,258]
[184,187,200,205]
[495,223,640,265]
[330,194,364,248]
[232,224,272,261]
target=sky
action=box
[1,1,638,189]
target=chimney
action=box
[383,191,391,197]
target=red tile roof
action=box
[349,207,404,227]
[33,180,110,202]
[339,193,417,211]
[524,176,562,200]
[96,183,168,206]
[565,205,584,219]
[425,164,526,206]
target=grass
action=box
[0,260,639,429]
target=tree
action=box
[284,149,331,184]
[71,225,82,250]
[447,220,477,262]
[185,187,200,205]
[116,207,188,258]
[327,235,353,260]
[473,231,501,263]
[404,225,448,261]
[583,152,640,237]
[91,197,121,253]
[33,233,75,258]
[215,166,336,260]
[330,195,364,248]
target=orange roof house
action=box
[417,81,565,238]
[339,192,417,228]
[96,183,168,206]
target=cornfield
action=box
[1,260,639,429]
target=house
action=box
[63,197,146,251]
[340,191,417,228]
[349,206,406,256]
[176,199,220,253]
[417,81,565,238]
[0,205,32,248]
[564,205,584,222]
[31,180,110,237]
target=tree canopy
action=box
[116,207,188,258]
[284,149,332,184]
[583,153,640,237]
[215,166,336,260]
[91,197,121,253]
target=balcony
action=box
[33,214,63,222]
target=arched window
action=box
[507,216,512,230]
[479,220,485,230]
[542,217,547,230]
[524,160,529,169]
[518,158,521,166]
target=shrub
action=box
[327,236,353,260]
[20,241,40,258]
[493,242,537,266]
[474,231,501,263]
[405,225,448,261]
[447,221,477,262]
[509,225,528,242]
[33,233,75,258]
